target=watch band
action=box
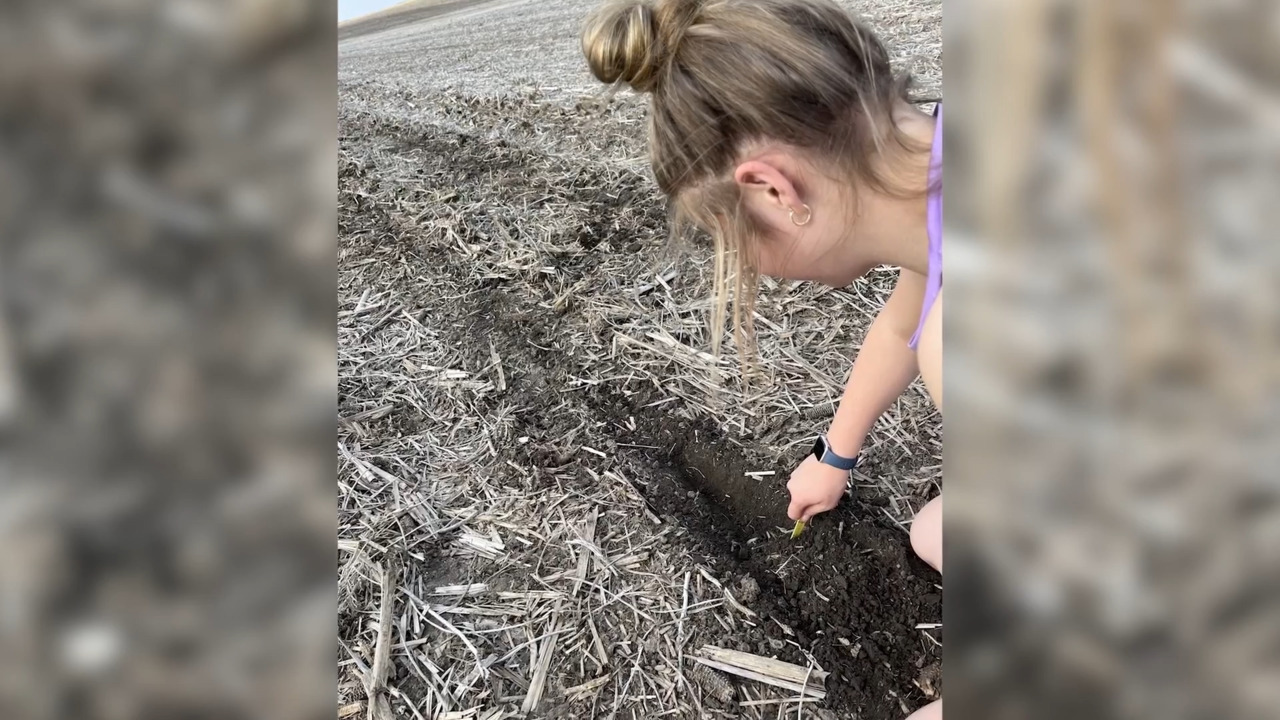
[814,435,858,471]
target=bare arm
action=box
[824,269,925,457]
[786,269,929,522]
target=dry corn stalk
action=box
[691,663,736,703]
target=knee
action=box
[910,495,942,572]
[906,699,942,720]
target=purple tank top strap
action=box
[908,103,943,350]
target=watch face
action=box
[812,436,826,460]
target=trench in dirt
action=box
[477,290,941,717]
[341,114,941,718]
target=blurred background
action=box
[2,0,1277,718]
[946,0,1279,718]
[0,1,335,719]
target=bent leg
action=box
[907,699,941,720]
[910,494,942,573]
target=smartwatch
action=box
[812,435,858,471]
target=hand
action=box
[786,456,849,522]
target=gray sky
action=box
[338,0,404,22]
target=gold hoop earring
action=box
[790,204,812,227]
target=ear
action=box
[733,160,802,213]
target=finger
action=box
[802,502,831,522]
[787,499,808,521]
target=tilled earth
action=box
[340,0,941,716]
[339,83,941,717]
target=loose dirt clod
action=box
[735,575,761,605]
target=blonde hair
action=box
[582,0,926,357]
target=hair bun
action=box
[582,2,661,92]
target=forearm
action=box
[825,315,919,456]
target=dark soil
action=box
[504,303,944,717]
[340,89,940,718]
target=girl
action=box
[582,1,941,717]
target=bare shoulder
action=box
[892,267,927,297]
